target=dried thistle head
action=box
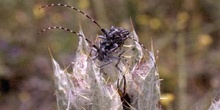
[50,27,160,110]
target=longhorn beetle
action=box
[38,3,154,71]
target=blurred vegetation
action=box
[0,0,220,110]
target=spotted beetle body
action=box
[38,3,144,70]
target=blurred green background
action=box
[0,0,220,110]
